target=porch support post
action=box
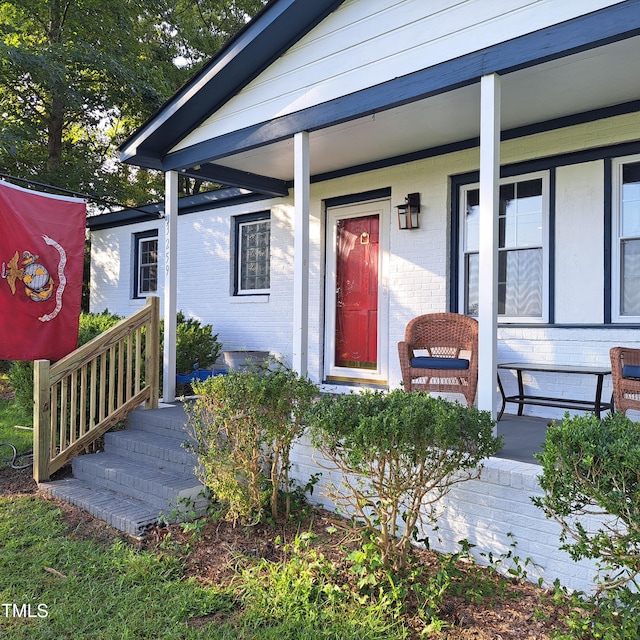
[162,170,178,403]
[293,131,310,376]
[478,73,501,419]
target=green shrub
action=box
[77,309,122,345]
[305,389,502,571]
[6,361,34,419]
[185,360,318,525]
[169,311,222,374]
[534,411,640,592]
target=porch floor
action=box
[170,401,548,466]
[495,413,549,465]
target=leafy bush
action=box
[185,360,318,525]
[172,311,221,373]
[77,309,122,345]
[305,389,502,570]
[534,411,640,592]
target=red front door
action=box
[335,214,379,369]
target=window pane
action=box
[464,189,480,252]
[499,179,542,249]
[461,176,545,320]
[239,220,270,292]
[622,239,640,315]
[498,248,542,317]
[138,237,158,294]
[622,163,640,238]
[465,252,479,315]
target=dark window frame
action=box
[232,211,271,296]
[133,230,158,298]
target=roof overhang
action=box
[119,0,640,200]
[119,0,346,170]
[86,187,265,230]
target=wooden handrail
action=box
[33,297,160,482]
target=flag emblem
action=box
[4,249,54,301]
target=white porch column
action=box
[293,131,310,376]
[478,73,501,419]
[162,170,178,403]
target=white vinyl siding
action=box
[173,0,624,151]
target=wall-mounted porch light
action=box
[396,193,420,230]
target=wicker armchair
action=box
[610,346,640,414]
[398,313,478,406]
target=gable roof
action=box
[119,0,346,171]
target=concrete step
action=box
[104,429,198,475]
[71,452,207,517]
[40,477,161,537]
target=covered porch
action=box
[115,1,640,416]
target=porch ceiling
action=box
[200,36,640,184]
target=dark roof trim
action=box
[119,0,345,167]
[93,101,640,232]
[86,188,266,230]
[310,99,640,183]
[162,0,640,172]
[181,164,289,196]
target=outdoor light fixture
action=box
[396,193,420,230]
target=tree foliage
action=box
[0,0,267,206]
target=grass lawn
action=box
[0,496,225,639]
[0,395,33,470]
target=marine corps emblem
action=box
[2,250,54,301]
[1,235,68,322]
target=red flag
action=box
[0,181,86,361]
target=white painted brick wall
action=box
[289,437,601,594]
[90,114,640,404]
[498,327,640,420]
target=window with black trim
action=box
[459,172,549,321]
[133,230,158,298]
[613,156,640,321]
[233,212,270,295]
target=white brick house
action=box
[88,0,640,591]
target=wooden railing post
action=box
[33,359,52,482]
[145,296,160,410]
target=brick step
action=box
[40,477,161,537]
[104,429,198,475]
[71,452,207,517]
[125,403,196,437]
[38,402,208,536]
